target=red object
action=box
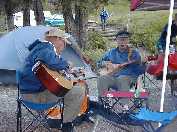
[130,0,177,11]
[146,54,164,76]
[102,91,149,99]
[35,64,69,97]
[147,53,177,76]
[169,53,177,70]
[130,0,144,11]
[147,55,158,61]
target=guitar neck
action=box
[121,60,137,66]
[107,61,136,75]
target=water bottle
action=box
[169,44,176,54]
[134,88,140,98]
[159,49,164,53]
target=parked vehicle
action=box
[44,14,65,26]
[14,11,65,27]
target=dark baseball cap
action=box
[115,30,130,38]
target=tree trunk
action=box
[6,12,14,31]
[33,0,44,25]
[61,0,89,49]
[61,0,76,34]
[4,2,14,31]
[75,4,88,49]
[23,0,30,26]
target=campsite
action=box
[0,0,177,132]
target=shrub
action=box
[87,31,108,50]
[83,48,105,62]
[82,48,105,70]
[130,16,167,53]
[82,31,110,69]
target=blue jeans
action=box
[101,18,106,30]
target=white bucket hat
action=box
[45,28,71,44]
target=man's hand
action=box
[99,61,127,76]
[68,61,74,69]
[105,62,124,75]
[105,61,114,70]
[113,64,124,69]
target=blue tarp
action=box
[133,107,177,125]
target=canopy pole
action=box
[126,11,131,31]
[159,0,174,127]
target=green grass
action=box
[129,11,169,32]
[88,0,177,57]
[90,0,176,30]
[89,0,130,24]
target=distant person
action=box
[157,13,177,52]
[100,7,109,31]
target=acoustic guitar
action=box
[98,61,136,76]
[34,63,79,97]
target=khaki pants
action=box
[97,75,137,106]
[97,75,137,96]
[21,84,86,123]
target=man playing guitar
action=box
[19,28,87,124]
[97,30,145,102]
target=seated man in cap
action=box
[97,30,145,100]
[19,28,86,123]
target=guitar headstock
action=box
[147,55,158,61]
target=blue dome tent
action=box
[0,26,95,84]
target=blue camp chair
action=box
[98,76,177,132]
[16,70,64,132]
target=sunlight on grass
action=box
[88,0,177,56]
[90,0,177,32]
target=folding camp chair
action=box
[99,76,149,113]
[101,90,149,114]
[16,70,65,132]
[16,61,91,132]
[96,103,177,132]
[97,72,177,132]
[98,85,177,132]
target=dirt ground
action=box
[0,75,177,132]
